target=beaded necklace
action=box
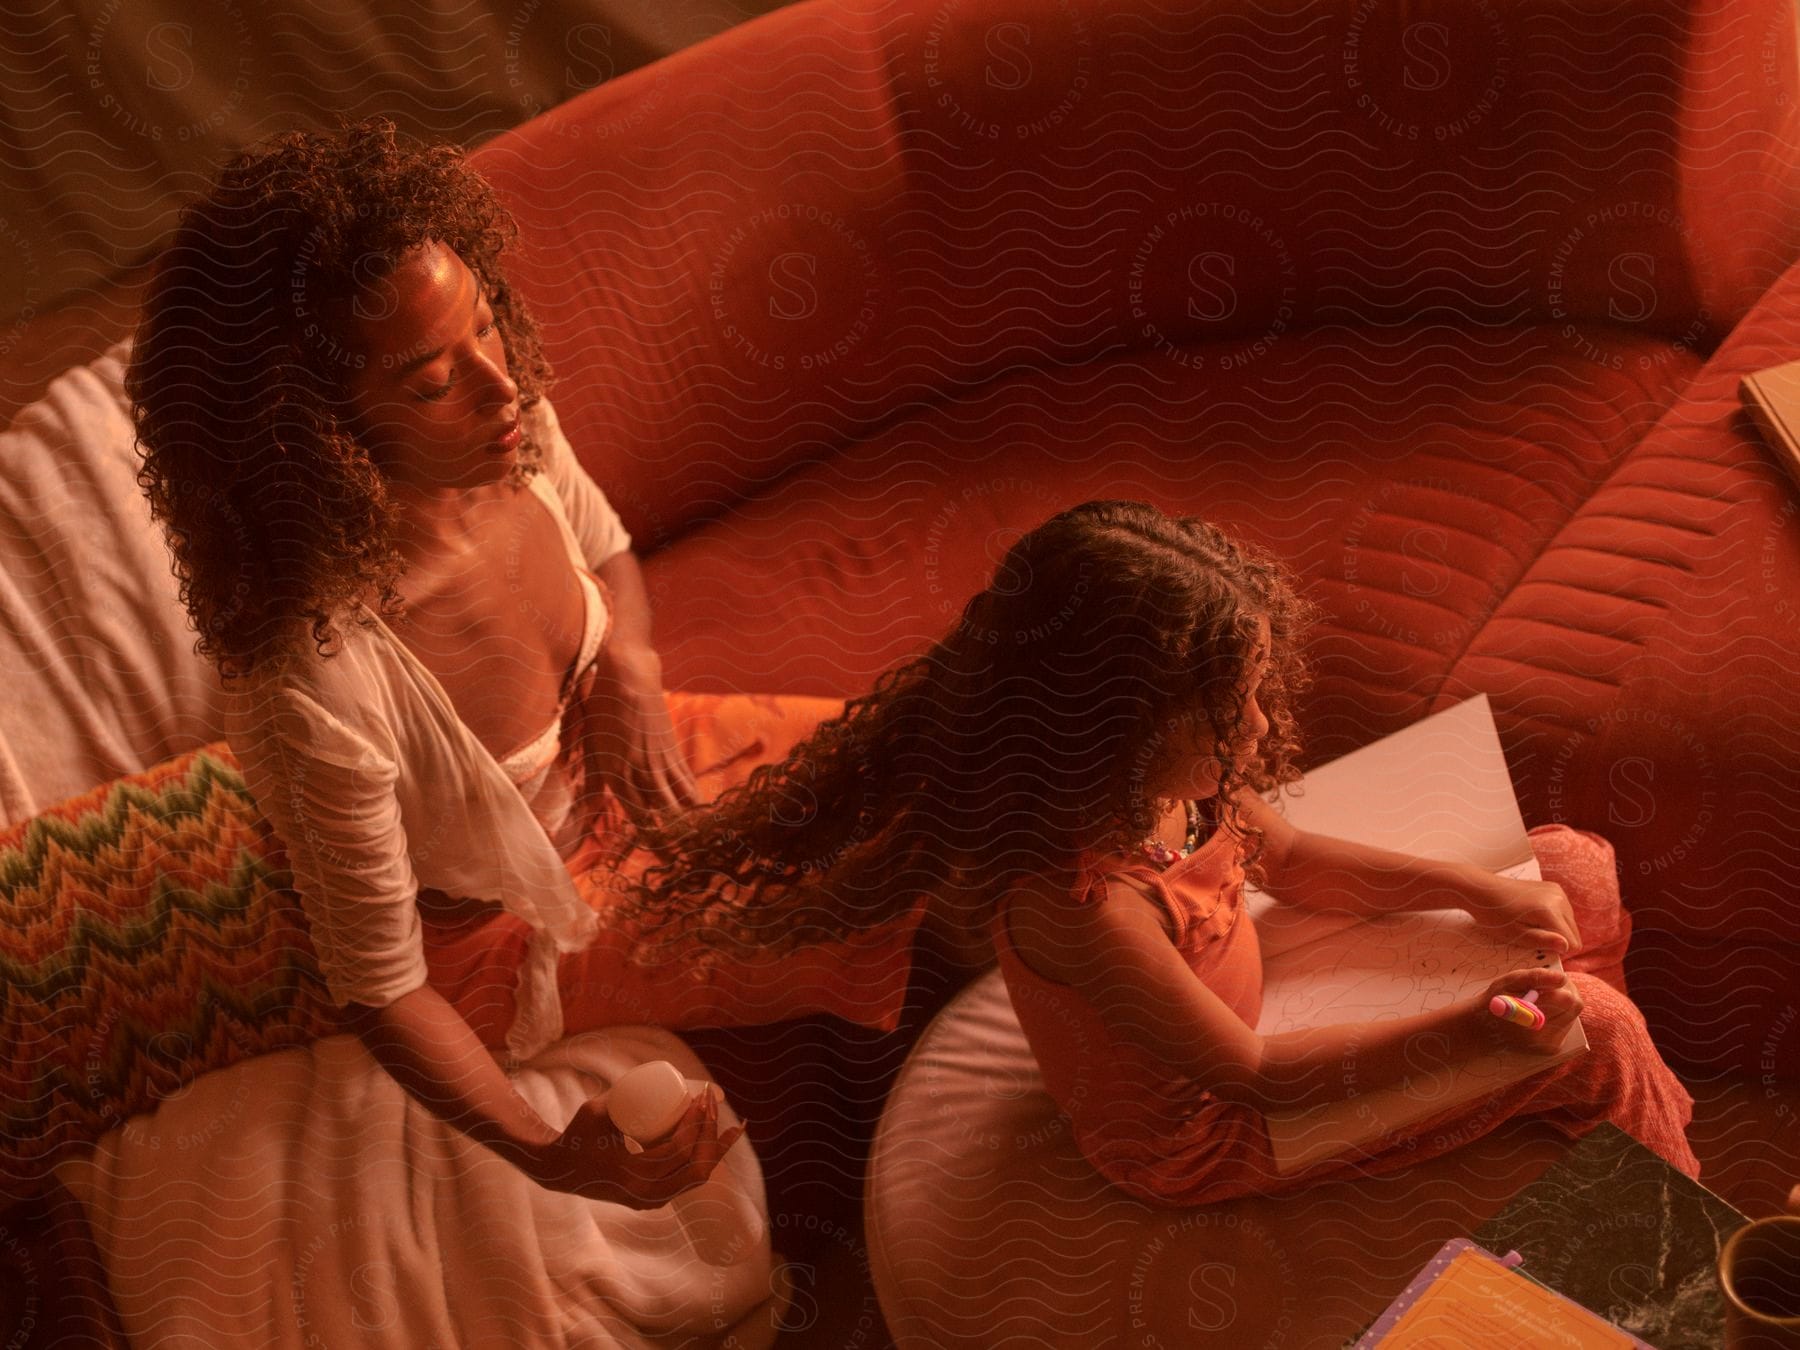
[1139,798,1204,865]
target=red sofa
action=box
[3,1,1798,1345]
[468,0,1800,1092]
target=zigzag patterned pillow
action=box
[0,743,341,1201]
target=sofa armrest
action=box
[1440,252,1800,1079]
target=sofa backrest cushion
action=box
[472,0,1800,544]
[471,0,909,550]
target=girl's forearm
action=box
[1270,830,1509,919]
[1225,998,1490,1114]
[346,984,562,1181]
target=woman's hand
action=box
[570,640,702,820]
[1474,967,1584,1056]
[526,1084,744,1207]
[1466,876,1581,957]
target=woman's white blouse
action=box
[223,396,630,1063]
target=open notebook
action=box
[1246,694,1589,1174]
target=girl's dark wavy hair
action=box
[128,116,551,677]
[626,499,1316,955]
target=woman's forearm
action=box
[596,548,657,653]
[346,984,560,1178]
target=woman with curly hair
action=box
[129,117,921,1212]
[627,498,1700,1199]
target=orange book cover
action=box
[1354,1239,1654,1348]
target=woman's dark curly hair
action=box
[128,116,552,677]
[624,499,1316,956]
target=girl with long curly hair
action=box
[129,117,923,1213]
[627,498,1700,1198]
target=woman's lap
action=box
[421,690,929,1048]
[418,907,533,1050]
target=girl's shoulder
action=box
[998,859,1178,987]
[1003,853,1163,910]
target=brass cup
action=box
[1721,1216,1800,1350]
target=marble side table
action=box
[1467,1123,1748,1350]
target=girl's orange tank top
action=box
[989,825,1264,1151]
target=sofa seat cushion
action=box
[474,0,1797,553]
[644,318,1703,752]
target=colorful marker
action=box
[1490,988,1546,1030]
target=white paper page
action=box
[1249,693,1536,965]
[1255,909,1586,1173]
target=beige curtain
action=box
[0,0,799,325]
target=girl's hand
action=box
[528,1086,744,1207]
[1467,877,1581,957]
[1476,967,1583,1056]
[569,642,703,820]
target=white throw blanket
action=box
[0,339,226,826]
[55,1028,778,1349]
